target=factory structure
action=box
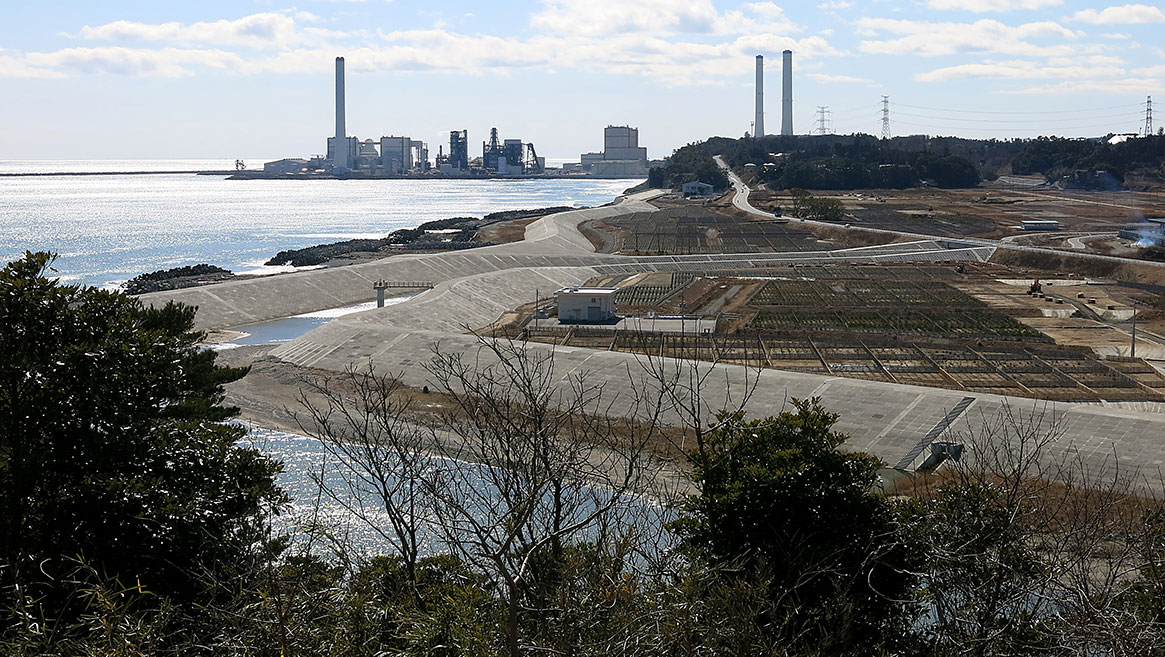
[261,56,648,179]
[562,126,653,177]
[752,49,794,138]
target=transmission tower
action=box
[1145,96,1154,136]
[815,106,832,135]
[881,96,891,140]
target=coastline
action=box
[127,182,647,295]
[215,345,693,496]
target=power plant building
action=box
[482,128,543,175]
[580,125,649,177]
[436,130,469,173]
[327,136,358,169]
[380,136,415,174]
[267,55,573,178]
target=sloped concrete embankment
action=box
[138,195,660,331]
[269,266,599,368]
[269,323,1165,494]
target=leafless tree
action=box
[902,402,1165,656]
[419,335,675,657]
[293,363,432,600]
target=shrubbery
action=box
[5,251,1165,655]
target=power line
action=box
[891,101,1141,115]
[891,118,1127,134]
[890,110,1141,125]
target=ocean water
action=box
[0,161,638,288]
[2,160,647,552]
[243,425,671,558]
[0,158,258,174]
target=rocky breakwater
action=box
[265,207,577,267]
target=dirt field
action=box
[475,216,541,244]
[512,261,1165,402]
[749,183,1165,249]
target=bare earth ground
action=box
[475,216,541,244]
[748,183,1165,248]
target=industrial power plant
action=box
[258,56,650,179]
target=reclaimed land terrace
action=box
[139,190,1165,490]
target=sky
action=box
[0,0,1162,160]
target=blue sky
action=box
[1,1,1162,160]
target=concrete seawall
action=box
[138,192,661,330]
[270,325,1165,493]
[158,181,1165,493]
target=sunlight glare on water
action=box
[0,164,639,288]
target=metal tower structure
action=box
[483,127,502,171]
[1145,96,1154,136]
[815,106,832,135]
[881,96,891,140]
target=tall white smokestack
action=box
[754,55,764,139]
[781,50,793,136]
[335,56,346,139]
[334,56,349,169]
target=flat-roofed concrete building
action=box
[555,286,617,323]
[380,136,413,174]
[575,126,650,177]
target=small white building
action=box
[555,286,617,323]
[682,181,715,197]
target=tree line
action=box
[4,251,1165,656]
[649,133,1165,193]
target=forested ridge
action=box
[650,133,1165,192]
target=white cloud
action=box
[808,72,874,84]
[9,5,843,85]
[1133,64,1165,75]
[1100,31,1132,37]
[77,12,348,49]
[23,47,242,77]
[0,53,67,78]
[818,1,854,9]
[927,0,1063,11]
[1069,4,1165,24]
[1001,77,1165,93]
[915,58,1125,82]
[857,17,1081,57]
[530,0,798,37]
